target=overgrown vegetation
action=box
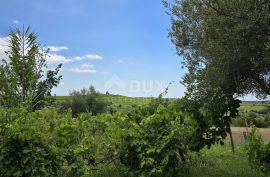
[246,127,270,172]
[1,0,270,175]
[59,86,110,117]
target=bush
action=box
[59,86,110,117]
[246,127,270,171]
[120,100,194,177]
[0,107,133,177]
[233,112,270,128]
[0,108,98,177]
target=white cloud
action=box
[74,54,103,61]
[68,63,96,73]
[81,63,94,69]
[47,53,72,64]
[47,46,69,52]
[68,68,96,73]
[13,20,19,24]
[0,36,9,61]
[0,36,103,67]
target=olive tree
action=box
[163,0,270,151]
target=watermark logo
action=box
[104,75,167,94]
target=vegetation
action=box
[1,0,270,175]
[0,26,62,111]
[165,0,270,154]
[165,0,270,99]
[59,86,110,117]
[233,109,270,128]
[246,127,270,172]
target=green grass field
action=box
[52,94,152,106]
[240,103,267,112]
[90,145,270,177]
[53,95,269,112]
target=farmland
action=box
[53,94,268,112]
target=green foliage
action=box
[246,127,270,171]
[164,0,246,151]
[188,145,269,177]
[165,0,270,98]
[246,127,270,172]
[0,108,98,177]
[59,86,109,117]
[120,98,195,177]
[180,93,241,151]
[0,26,62,111]
[0,106,133,177]
[233,111,270,128]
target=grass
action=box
[187,145,270,177]
[88,145,270,177]
[225,127,270,144]
[52,94,152,107]
[240,103,267,112]
[104,94,152,106]
[53,95,268,110]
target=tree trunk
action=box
[228,125,235,153]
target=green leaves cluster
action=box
[120,98,195,177]
[166,0,270,98]
[0,26,62,111]
[0,108,97,176]
[246,127,270,171]
[59,86,109,117]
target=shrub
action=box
[120,100,194,177]
[246,127,270,171]
[0,108,98,177]
[59,86,110,117]
[0,106,134,177]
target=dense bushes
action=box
[1,96,256,176]
[246,127,270,171]
[233,110,270,128]
[0,97,199,177]
[0,108,99,176]
[59,86,110,117]
[121,104,193,176]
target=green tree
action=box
[59,86,109,117]
[163,0,270,150]
[0,26,62,111]
[165,0,270,99]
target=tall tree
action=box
[163,0,270,150]
[0,26,62,111]
[165,0,270,99]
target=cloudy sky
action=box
[1,0,256,100]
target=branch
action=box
[202,0,247,20]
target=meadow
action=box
[89,145,270,177]
[53,94,268,112]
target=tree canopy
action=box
[165,0,270,99]
[0,26,62,111]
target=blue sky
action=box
[0,0,187,97]
[0,0,257,100]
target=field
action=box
[226,127,270,145]
[53,94,152,106]
[240,102,267,112]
